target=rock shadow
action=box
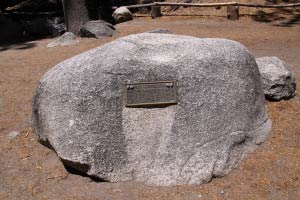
[62,159,107,182]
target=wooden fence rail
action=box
[124,2,300,9]
[121,1,300,20]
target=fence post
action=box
[227,5,239,20]
[151,6,162,19]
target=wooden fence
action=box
[119,1,300,20]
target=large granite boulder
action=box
[256,56,296,101]
[31,33,271,186]
[79,20,116,38]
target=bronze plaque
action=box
[124,81,178,107]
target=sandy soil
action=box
[1,16,300,200]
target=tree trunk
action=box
[63,0,90,34]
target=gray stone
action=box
[47,17,65,37]
[79,20,116,39]
[256,56,296,101]
[147,29,172,34]
[31,33,271,186]
[7,131,20,140]
[47,32,79,47]
[112,6,133,24]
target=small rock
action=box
[47,32,79,47]
[256,56,296,101]
[7,131,20,140]
[79,20,116,39]
[47,17,65,37]
[147,29,172,34]
[112,6,133,24]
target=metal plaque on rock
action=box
[124,81,178,107]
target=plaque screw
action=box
[127,85,134,90]
[166,83,173,88]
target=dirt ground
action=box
[1,15,300,200]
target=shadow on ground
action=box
[252,10,300,26]
[0,39,38,52]
[252,0,300,26]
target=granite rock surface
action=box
[47,32,79,47]
[147,29,172,34]
[112,6,133,24]
[32,33,271,186]
[79,20,115,39]
[256,56,296,101]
